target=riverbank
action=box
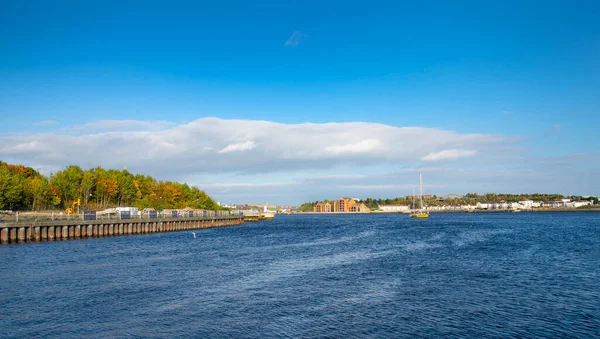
[430,208,600,213]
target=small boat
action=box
[410,172,429,219]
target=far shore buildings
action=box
[475,198,593,210]
[314,197,595,213]
[379,204,410,212]
[314,197,371,213]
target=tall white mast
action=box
[419,172,423,212]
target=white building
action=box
[519,200,534,208]
[491,202,509,210]
[379,205,410,212]
[573,200,592,208]
[508,202,525,209]
[551,199,571,208]
[477,202,490,209]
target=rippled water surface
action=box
[1,213,599,338]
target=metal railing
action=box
[0,210,235,224]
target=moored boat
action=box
[410,172,429,219]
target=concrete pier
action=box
[244,215,260,222]
[0,216,244,244]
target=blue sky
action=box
[1,1,599,204]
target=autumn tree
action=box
[0,161,227,211]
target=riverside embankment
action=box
[300,207,600,214]
[0,216,243,244]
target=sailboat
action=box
[410,172,429,218]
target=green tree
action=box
[25,176,51,210]
[0,161,227,212]
[0,167,24,210]
[50,165,84,207]
[81,171,96,208]
[116,170,136,206]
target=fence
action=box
[0,209,232,224]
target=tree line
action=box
[0,161,222,211]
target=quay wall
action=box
[0,216,243,244]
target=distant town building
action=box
[550,198,571,208]
[518,200,534,208]
[508,202,522,209]
[314,202,332,213]
[349,202,370,212]
[477,202,490,209]
[379,204,410,212]
[313,197,370,213]
[335,197,353,212]
[573,200,592,208]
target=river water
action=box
[1,213,599,338]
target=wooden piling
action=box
[1,228,8,244]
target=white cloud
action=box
[1,117,597,204]
[421,149,477,161]
[0,117,542,203]
[325,139,381,155]
[11,141,44,152]
[201,157,600,205]
[306,174,369,181]
[0,118,506,177]
[200,182,288,188]
[284,31,307,47]
[219,141,256,153]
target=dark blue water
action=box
[1,213,599,338]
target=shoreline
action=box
[295,208,600,214]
